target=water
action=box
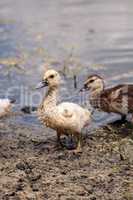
[0,0,133,127]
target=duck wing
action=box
[106,85,133,100]
[101,85,133,113]
[58,102,85,118]
[58,102,90,121]
[119,85,133,112]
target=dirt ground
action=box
[0,119,133,200]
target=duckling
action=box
[36,69,91,152]
[80,74,133,122]
[0,98,15,118]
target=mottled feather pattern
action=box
[83,75,133,116]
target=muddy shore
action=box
[0,118,133,200]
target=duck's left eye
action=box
[49,75,54,79]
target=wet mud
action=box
[0,119,133,200]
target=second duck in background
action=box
[80,74,133,122]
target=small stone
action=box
[119,138,133,163]
[32,184,39,192]
[16,163,26,171]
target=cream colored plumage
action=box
[0,98,15,118]
[36,69,91,152]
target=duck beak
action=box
[79,84,88,92]
[79,83,90,93]
[79,87,85,92]
[35,80,48,89]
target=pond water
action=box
[0,0,133,128]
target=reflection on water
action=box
[0,0,133,127]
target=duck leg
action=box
[56,130,63,147]
[117,114,127,124]
[74,133,82,153]
[114,114,127,124]
[121,115,127,122]
[109,114,127,126]
[131,114,133,124]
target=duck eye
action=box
[89,79,94,83]
[49,75,54,79]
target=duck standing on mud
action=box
[36,69,91,152]
[80,74,133,122]
[0,98,15,118]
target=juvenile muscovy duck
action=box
[0,98,15,118]
[80,74,133,122]
[36,69,91,152]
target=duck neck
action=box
[43,86,59,110]
[90,86,104,99]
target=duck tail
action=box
[9,98,16,104]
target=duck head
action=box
[36,69,61,89]
[80,74,104,92]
